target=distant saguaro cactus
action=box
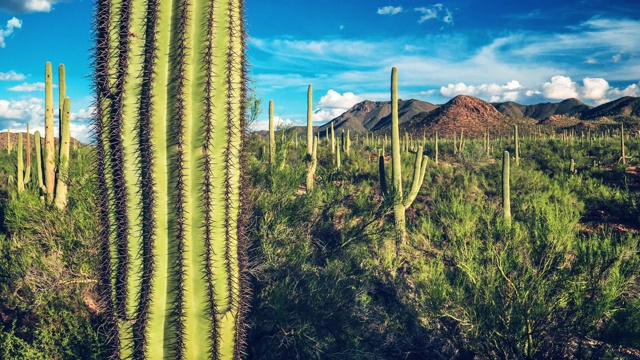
[269,100,275,165]
[307,84,313,157]
[503,150,511,223]
[54,97,71,210]
[93,0,249,359]
[44,62,55,203]
[17,133,24,193]
[24,123,31,184]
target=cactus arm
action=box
[54,97,71,210]
[403,148,427,209]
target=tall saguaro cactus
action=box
[269,100,275,165]
[24,123,31,184]
[503,150,511,223]
[93,1,248,359]
[384,67,428,244]
[17,133,24,193]
[44,62,55,203]
[307,84,313,157]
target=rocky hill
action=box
[402,95,513,138]
[315,99,437,136]
[582,96,640,121]
[493,98,591,120]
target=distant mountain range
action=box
[314,95,640,138]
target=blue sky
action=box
[0,0,639,139]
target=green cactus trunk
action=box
[336,138,341,169]
[24,123,31,184]
[306,136,317,192]
[17,133,24,193]
[93,0,248,358]
[621,123,626,165]
[44,62,55,203]
[269,100,275,165]
[35,131,44,192]
[435,132,438,165]
[503,150,511,223]
[54,97,71,210]
[514,125,519,166]
[331,122,335,154]
[345,129,350,156]
[307,85,313,157]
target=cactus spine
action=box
[24,123,31,184]
[93,0,248,358]
[503,150,511,223]
[17,133,24,193]
[54,97,71,210]
[387,67,427,244]
[44,62,55,203]
[269,100,275,165]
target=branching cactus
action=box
[93,1,249,359]
[383,67,428,244]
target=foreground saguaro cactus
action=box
[383,67,428,245]
[93,1,248,359]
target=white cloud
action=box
[581,78,610,102]
[313,90,363,123]
[0,0,60,13]
[377,6,403,15]
[70,106,95,121]
[414,5,453,25]
[0,97,43,123]
[0,70,25,81]
[8,82,47,92]
[440,80,523,102]
[0,16,22,48]
[608,83,639,98]
[313,108,344,123]
[585,58,598,64]
[541,76,579,99]
[317,89,362,109]
[612,53,622,63]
